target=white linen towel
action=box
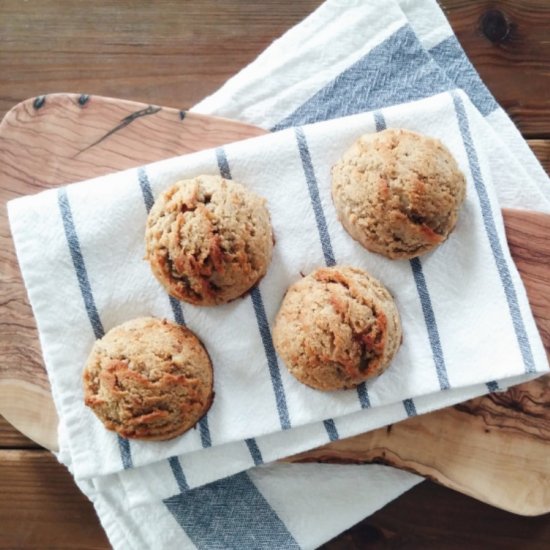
[9,90,549,483]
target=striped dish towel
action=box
[9,1,550,548]
[9,90,548,482]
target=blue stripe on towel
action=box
[373,110,386,132]
[356,383,371,409]
[452,92,536,374]
[272,25,452,130]
[430,36,498,117]
[117,436,133,469]
[295,127,336,267]
[323,419,339,442]
[486,380,499,393]
[138,167,155,212]
[410,258,451,391]
[168,456,189,492]
[198,417,212,448]
[168,295,187,327]
[138,168,188,328]
[295,127,376,414]
[57,188,105,340]
[215,148,291,431]
[373,110,386,130]
[57,187,133,469]
[216,147,232,179]
[245,438,264,466]
[403,398,417,417]
[250,287,292,430]
[164,472,300,549]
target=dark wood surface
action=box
[1,0,549,547]
[3,447,550,550]
[440,0,550,138]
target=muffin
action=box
[273,266,401,391]
[145,175,273,306]
[83,317,213,441]
[331,128,466,259]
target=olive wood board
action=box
[0,94,548,516]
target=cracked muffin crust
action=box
[273,266,401,391]
[145,175,273,306]
[83,317,213,440]
[331,129,466,259]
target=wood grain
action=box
[0,450,109,549]
[0,449,547,550]
[0,0,323,121]
[504,209,550,348]
[1,0,549,136]
[529,140,550,175]
[443,0,550,138]
[0,415,38,449]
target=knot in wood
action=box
[480,9,511,43]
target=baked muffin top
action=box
[332,128,466,259]
[145,175,273,305]
[83,317,213,440]
[273,266,402,391]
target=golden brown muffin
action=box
[273,266,402,391]
[83,317,213,441]
[145,175,273,306]
[331,129,466,259]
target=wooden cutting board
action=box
[0,94,548,516]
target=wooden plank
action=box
[0,1,549,136]
[443,0,550,138]
[0,450,109,549]
[0,0,323,121]
[529,139,550,175]
[0,449,548,549]
[0,415,39,449]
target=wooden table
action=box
[1,1,549,547]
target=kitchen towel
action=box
[8,0,550,548]
[9,90,549,483]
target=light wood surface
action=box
[0,415,38,449]
[1,93,549,517]
[1,0,549,547]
